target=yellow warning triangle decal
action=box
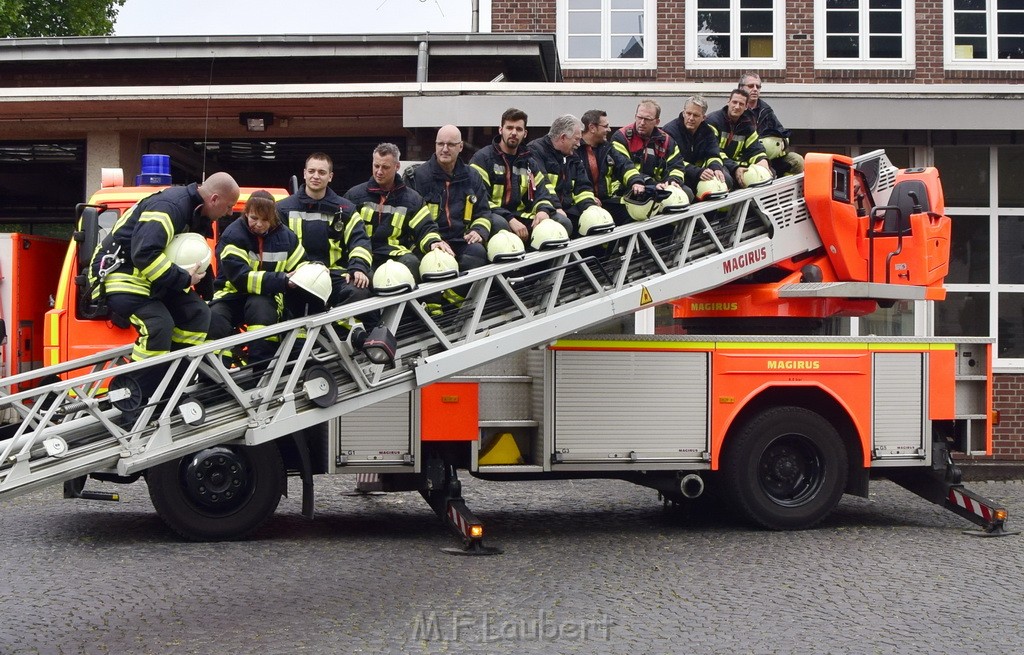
[639,286,653,305]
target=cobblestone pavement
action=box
[1,475,1022,655]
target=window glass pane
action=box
[955,14,988,34]
[955,36,989,57]
[998,215,1024,283]
[741,0,774,7]
[741,10,773,31]
[827,0,858,7]
[870,12,902,32]
[869,35,902,57]
[827,12,859,32]
[827,35,860,57]
[568,35,602,58]
[870,0,901,8]
[934,147,989,207]
[999,294,1024,357]
[998,13,1024,35]
[999,0,1024,10]
[569,12,601,33]
[569,0,600,8]
[947,215,990,283]
[698,0,731,9]
[612,35,645,58]
[998,148,1024,207]
[612,0,643,8]
[611,10,644,32]
[955,0,987,9]
[998,37,1024,58]
[860,301,916,336]
[697,10,730,32]
[935,292,990,337]
[698,34,731,57]
[742,35,774,56]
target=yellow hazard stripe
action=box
[553,339,958,352]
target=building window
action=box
[946,0,1024,69]
[814,0,915,69]
[685,0,785,69]
[557,0,657,69]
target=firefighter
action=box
[407,125,494,312]
[344,142,452,285]
[528,114,598,237]
[740,72,805,177]
[705,88,772,189]
[469,107,563,248]
[277,152,381,341]
[578,109,627,224]
[610,99,689,206]
[207,190,305,368]
[661,95,729,199]
[89,171,239,409]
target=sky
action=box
[114,0,480,36]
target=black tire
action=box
[723,407,848,530]
[146,442,284,541]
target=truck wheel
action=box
[146,443,284,541]
[723,407,847,530]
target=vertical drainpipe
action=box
[417,38,429,83]
[472,0,480,32]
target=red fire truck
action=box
[0,150,1009,551]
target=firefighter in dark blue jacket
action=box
[610,99,688,199]
[705,88,771,189]
[528,114,596,236]
[89,171,239,408]
[578,109,628,224]
[344,142,452,282]
[208,189,305,366]
[469,108,562,245]
[277,152,380,332]
[661,95,729,196]
[408,125,493,272]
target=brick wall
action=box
[491,0,1024,84]
[992,374,1024,461]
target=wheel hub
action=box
[182,447,252,511]
[759,435,823,507]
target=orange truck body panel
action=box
[421,382,480,441]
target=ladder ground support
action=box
[886,442,1017,537]
[0,152,901,505]
[420,458,502,555]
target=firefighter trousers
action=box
[208,294,282,365]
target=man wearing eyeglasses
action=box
[705,88,772,189]
[610,98,688,201]
[740,72,805,177]
[528,114,596,236]
[408,124,494,275]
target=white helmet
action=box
[654,185,691,214]
[578,205,615,236]
[486,231,526,262]
[164,233,212,273]
[696,178,730,201]
[290,262,332,303]
[624,191,656,222]
[530,219,570,250]
[372,260,416,295]
[419,249,459,282]
[742,165,774,188]
[761,136,787,160]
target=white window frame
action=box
[684,0,786,70]
[557,0,658,70]
[944,0,1024,70]
[813,0,915,70]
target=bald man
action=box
[407,124,496,279]
[90,171,240,420]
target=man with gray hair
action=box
[662,95,728,196]
[527,114,595,236]
[345,142,451,281]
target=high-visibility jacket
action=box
[610,123,687,190]
[408,156,494,243]
[705,106,769,173]
[277,186,372,277]
[469,136,557,223]
[528,135,596,212]
[213,215,305,302]
[344,178,442,259]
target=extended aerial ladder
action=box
[1,150,961,531]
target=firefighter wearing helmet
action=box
[89,171,239,417]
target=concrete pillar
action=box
[84,132,142,196]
